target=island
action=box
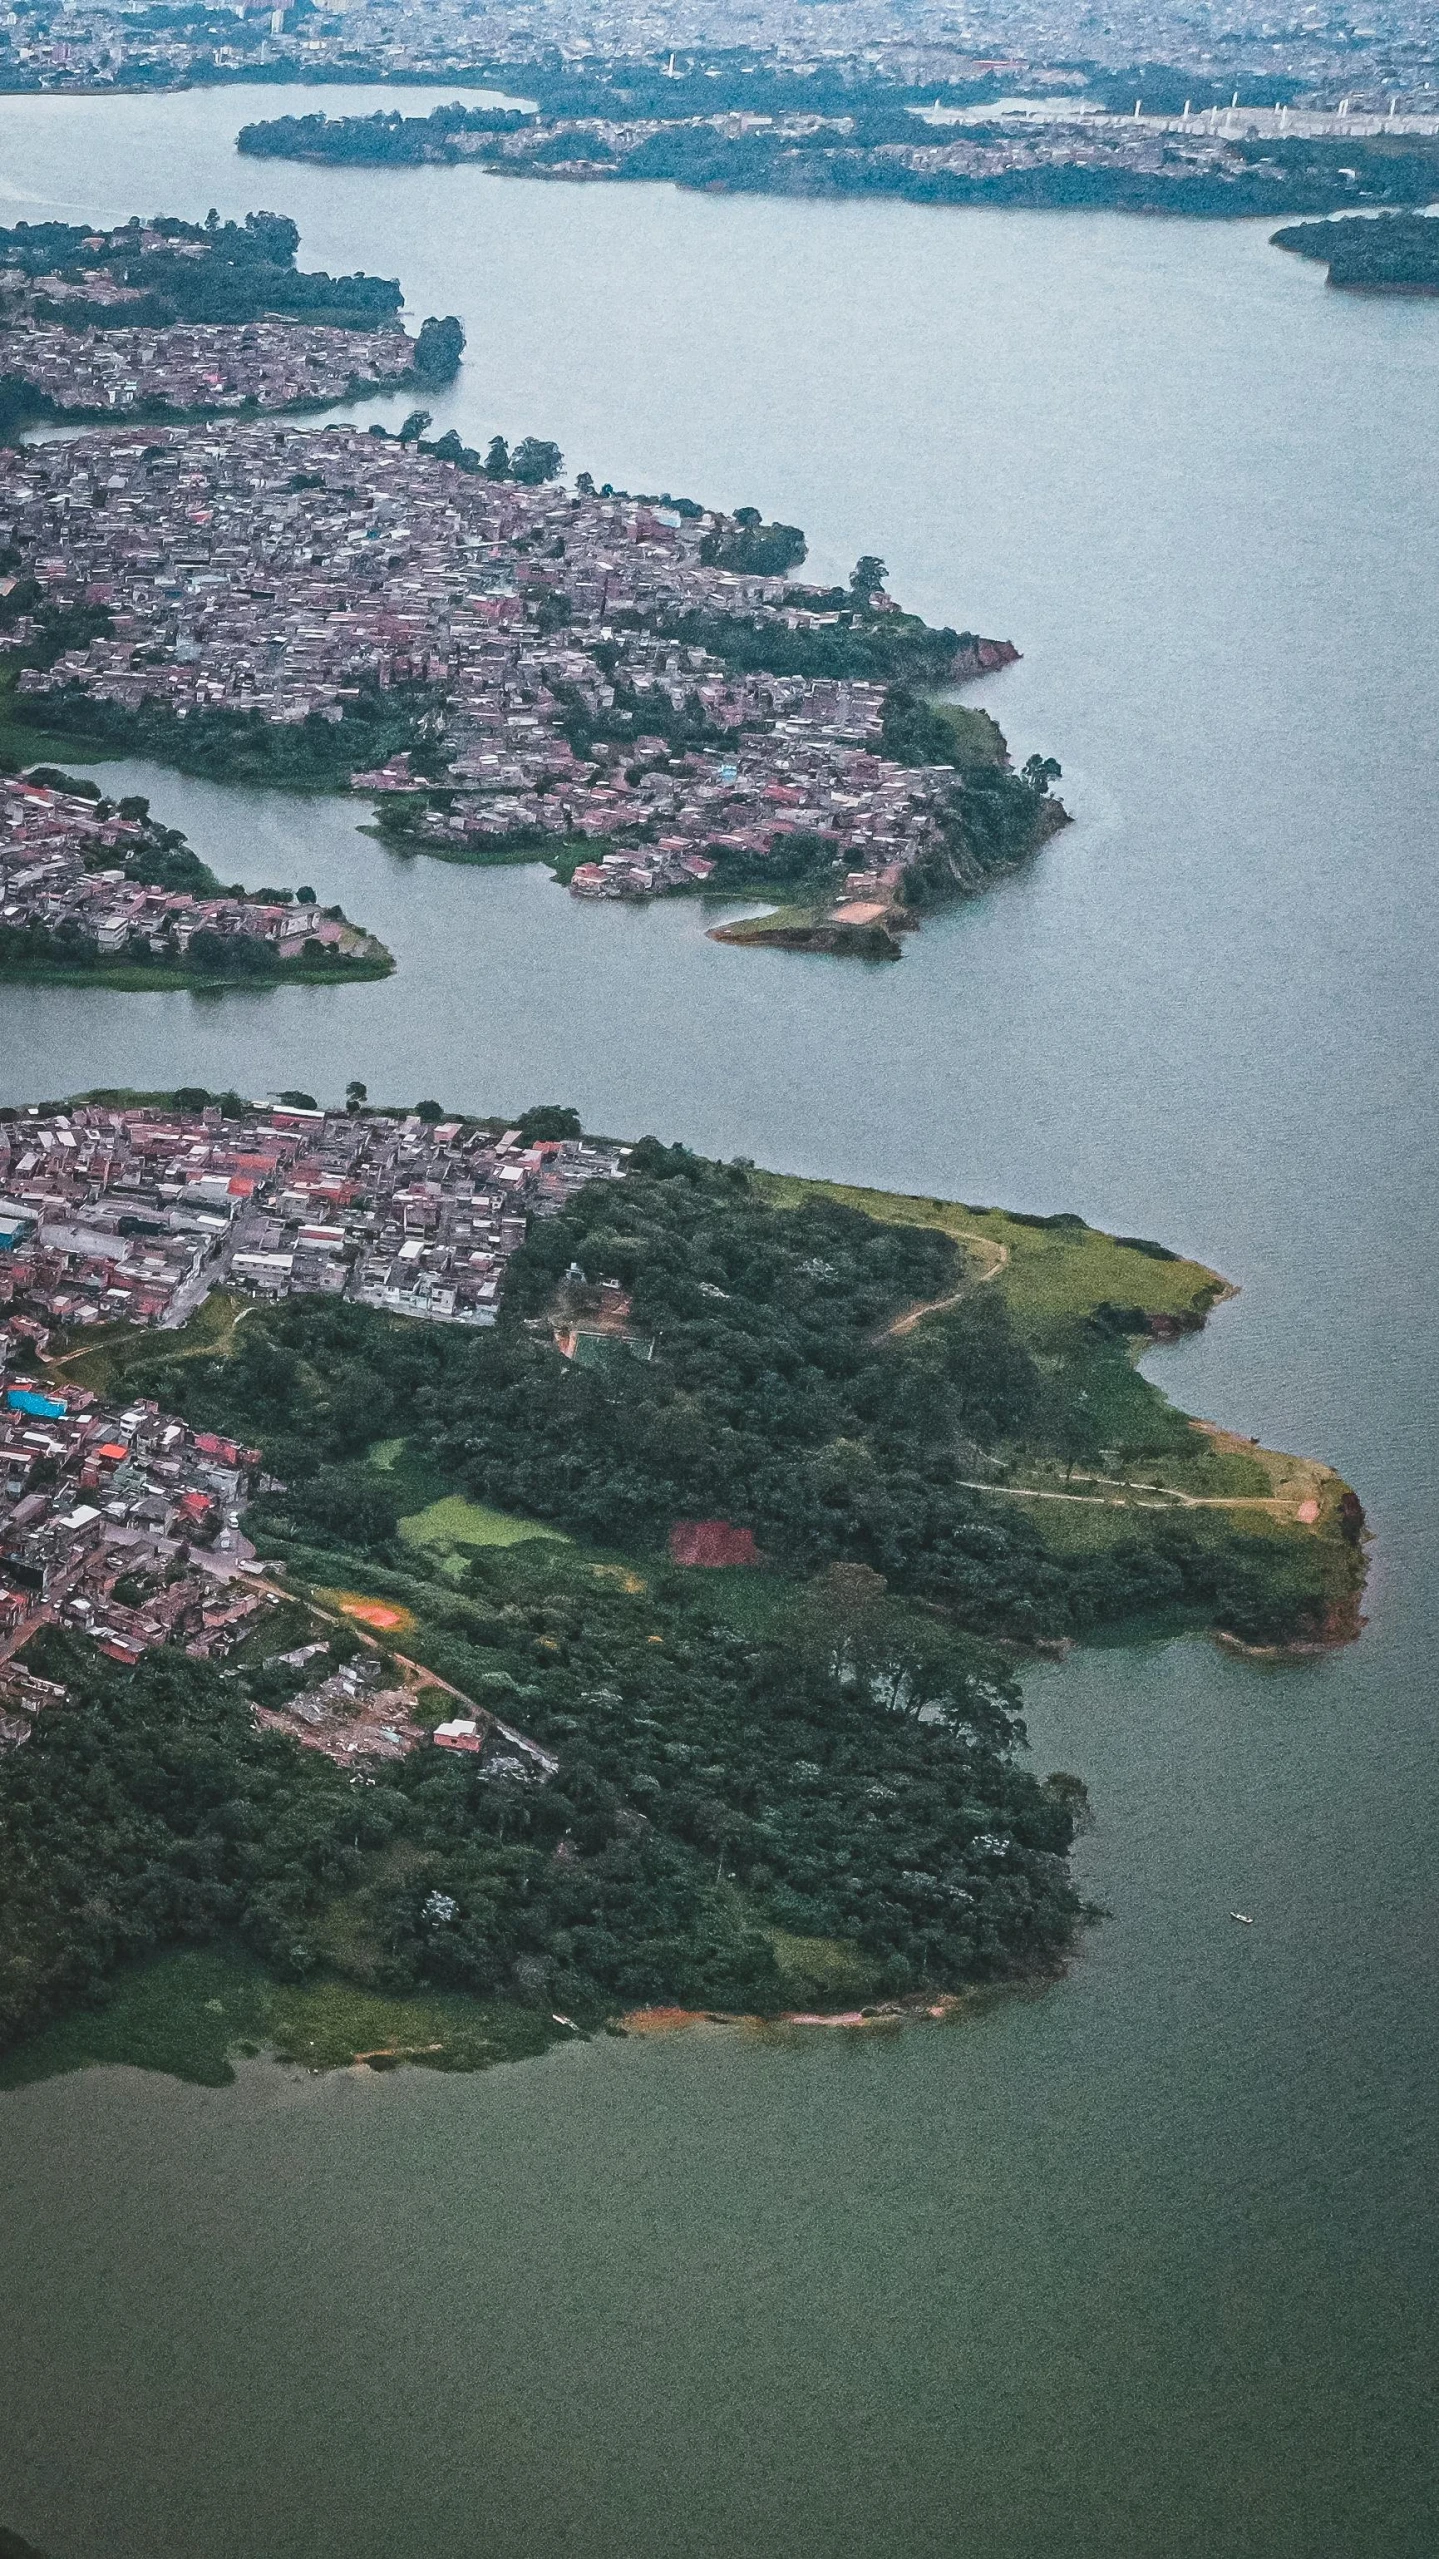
[0,766,391,988]
[0,211,464,435]
[1272,211,1439,293]
[0,1092,1366,2086]
[0,417,1065,958]
[239,96,1439,221]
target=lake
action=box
[0,87,1437,2559]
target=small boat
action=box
[1229,1911,1254,1925]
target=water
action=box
[1,90,1438,2559]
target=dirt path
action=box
[877,1232,1009,1341]
[955,1476,1318,1521]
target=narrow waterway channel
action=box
[0,89,1436,2559]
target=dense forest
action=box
[0,1564,1082,2057]
[1272,212,1439,292]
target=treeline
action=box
[233,110,1439,220]
[238,106,532,164]
[1273,211,1439,291]
[698,512,807,576]
[653,606,977,686]
[24,683,445,789]
[0,917,386,984]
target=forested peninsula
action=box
[1273,211,1439,292]
[0,1118,1366,2086]
[239,101,1439,221]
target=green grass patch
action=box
[0,1939,568,2090]
[927,699,1007,768]
[768,1928,883,2008]
[398,1493,569,1558]
[754,1172,1225,1338]
[47,1289,247,1401]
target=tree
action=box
[483,436,511,481]
[277,1089,318,1110]
[296,884,317,905]
[398,408,431,446]
[849,555,888,610]
[511,437,563,486]
[412,314,465,384]
[345,1079,367,1113]
[415,1098,445,1123]
[517,1104,581,1142]
[1021,754,1062,795]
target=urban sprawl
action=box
[0,1096,625,1750]
[3,420,1017,916]
[0,0,1434,110]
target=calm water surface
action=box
[0,91,1437,2559]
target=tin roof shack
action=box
[0,1656,68,1747]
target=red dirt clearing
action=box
[668,1519,761,1569]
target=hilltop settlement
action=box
[0,1094,624,1730]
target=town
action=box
[0,0,1433,116]
[0,1352,558,1775]
[0,1094,627,1336]
[0,768,390,981]
[0,312,428,421]
[1,418,1041,928]
[0,212,462,423]
[0,1092,628,1745]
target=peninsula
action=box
[239,98,1439,222]
[0,212,463,435]
[0,767,391,988]
[0,418,1063,956]
[0,1095,1366,2084]
[1272,211,1439,292]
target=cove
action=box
[0,85,1437,2559]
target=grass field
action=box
[398,1492,570,1560]
[755,1171,1226,1333]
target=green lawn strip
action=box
[368,1436,570,1555]
[766,1927,884,2009]
[0,953,394,991]
[709,903,827,938]
[926,699,1008,767]
[0,1939,566,2090]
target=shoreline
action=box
[0,951,393,992]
